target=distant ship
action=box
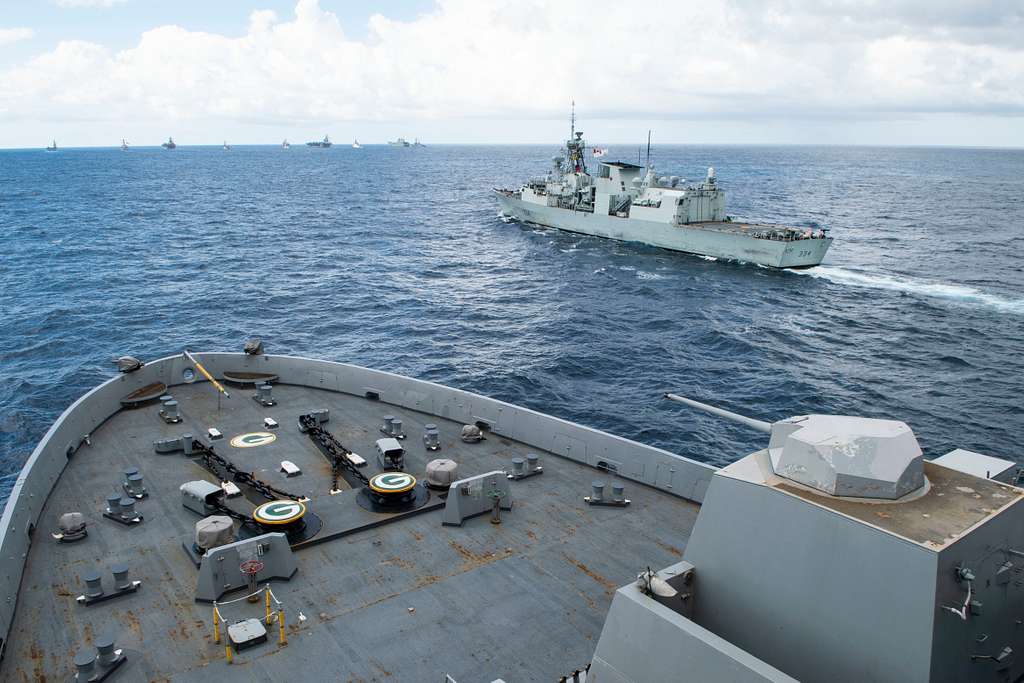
[223,141,231,151]
[413,138,425,147]
[161,137,176,150]
[388,137,410,147]
[307,135,332,148]
[282,139,290,149]
[45,140,58,152]
[495,105,832,269]
[352,140,362,149]
[120,139,129,151]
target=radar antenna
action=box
[564,99,587,175]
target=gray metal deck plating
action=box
[2,379,699,682]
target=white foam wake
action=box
[794,266,1024,315]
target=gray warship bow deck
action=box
[0,353,710,682]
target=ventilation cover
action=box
[194,515,234,551]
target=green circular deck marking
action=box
[230,431,277,448]
[369,472,417,494]
[253,500,306,525]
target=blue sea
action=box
[2,143,1022,503]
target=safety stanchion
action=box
[212,584,287,663]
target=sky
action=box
[0,0,1022,148]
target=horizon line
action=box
[3,141,1024,152]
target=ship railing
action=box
[679,221,828,241]
[751,229,828,242]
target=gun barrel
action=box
[664,393,770,433]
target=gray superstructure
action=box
[496,111,832,269]
[0,346,1019,681]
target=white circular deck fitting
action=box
[230,431,277,448]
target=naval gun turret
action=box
[665,393,925,499]
[590,394,1024,683]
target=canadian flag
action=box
[592,147,608,157]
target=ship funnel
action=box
[665,393,925,499]
[664,393,770,433]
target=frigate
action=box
[1,342,1021,682]
[388,137,411,147]
[306,135,332,148]
[162,137,176,150]
[495,110,832,269]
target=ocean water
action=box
[1,143,1022,503]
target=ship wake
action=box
[794,266,1024,315]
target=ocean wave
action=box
[637,270,666,281]
[795,267,1024,315]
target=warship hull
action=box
[496,192,831,269]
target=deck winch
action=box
[357,471,431,513]
[252,499,306,534]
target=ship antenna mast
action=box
[570,99,575,140]
[645,130,651,169]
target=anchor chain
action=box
[298,414,369,490]
[190,440,303,502]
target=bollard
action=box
[119,497,136,521]
[591,481,606,502]
[84,570,104,599]
[423,424,440,450]
[163,400,180,421]
[381,415,396,435]
[612,483,625,503]
[527,453,540,471]
[106,494,121,516]
[126,472,145,497]
[112,564,130,591]
[74,649,96,678]
[95,633,116,667]
[511,458,525,477]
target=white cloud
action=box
[55,0,128,7]
[1,0,1022,132]
[0,27,34,46]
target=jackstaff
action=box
[183,349,231,398]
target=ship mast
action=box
[565,99,587,175]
